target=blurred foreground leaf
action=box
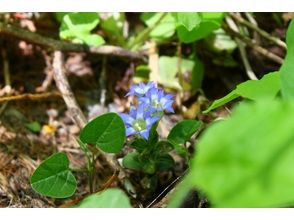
[169,99,294,207]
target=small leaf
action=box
[25,121,41,133]
[156,141,174,154]
[81,34,105,46]
[176,12,225,43]
[156,154,175,171]
[30,152,77,198]
[168,119,202,146]
[159,56,203,90]
[280,19,294,100]
[130,138,148,152]
[123,152,143,171]
[172,12,201,31]
[59,12,105,46]
[80,113,125,153]
[204,71,281,113]
[141,13,176,40]
[72,188,132,208]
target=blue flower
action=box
[120,104,159,140]
[126,81,156,97]
[140,88,174,114]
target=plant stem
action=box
[128,12,167,50]
[87,153,95,193]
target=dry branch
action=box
[223,23,284,65]
[230,13,287,49]
[0,91,61,103]
[0,21,146,61]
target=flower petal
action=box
[140,130,150,140]
[126,127,137,136]
[120,113,134,125]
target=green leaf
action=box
[59,12,104,46]
[141,12,176,40]
[123,152,143,171]
[168,119,202,147]
[147,122,159,146]
[280,19,294,100]
[30,152,77,198]
[172,12,201,31]
[158,56,203,91]
[156,154,175,171]
[189,100,294,207]
[134,65,150,83]
[204,71,281,113]
[130,138,148,152]
[25,121,41,133]
[72,188,132,208]
[80,113,125,153]
[81,34,105,46]
[156,141,174,154]
[176,12,225,43]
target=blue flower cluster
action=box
[120,82,174,140]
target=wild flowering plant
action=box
[30,80,201,200]
[120,82,174,140]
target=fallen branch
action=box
[223,23,284,65]
[0,21,147,61]
[225,16,258,80]
[230,13,287,49]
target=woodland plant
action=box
[30,81,202,207]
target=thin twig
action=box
[225,16,258,80]
[0,21,147,61]
[223,23,284,65]
[230,12,287,49]
[0,91,61,103]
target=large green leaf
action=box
[204,71,281,113]
[177,100,294,207]
[30,152,77,198]
[141,12,176,40]
[72,188,132,208]
[60,12,105,46]
[280,19,294,100]
[80,113,125,153]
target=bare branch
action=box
[223,23,284,65]
[0,21,147,61]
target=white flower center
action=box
[132,119,146,131]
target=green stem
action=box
[128,12,167,50]
[87,153,95,193]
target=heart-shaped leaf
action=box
[80,113,125,153]
[30,152,77,198]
